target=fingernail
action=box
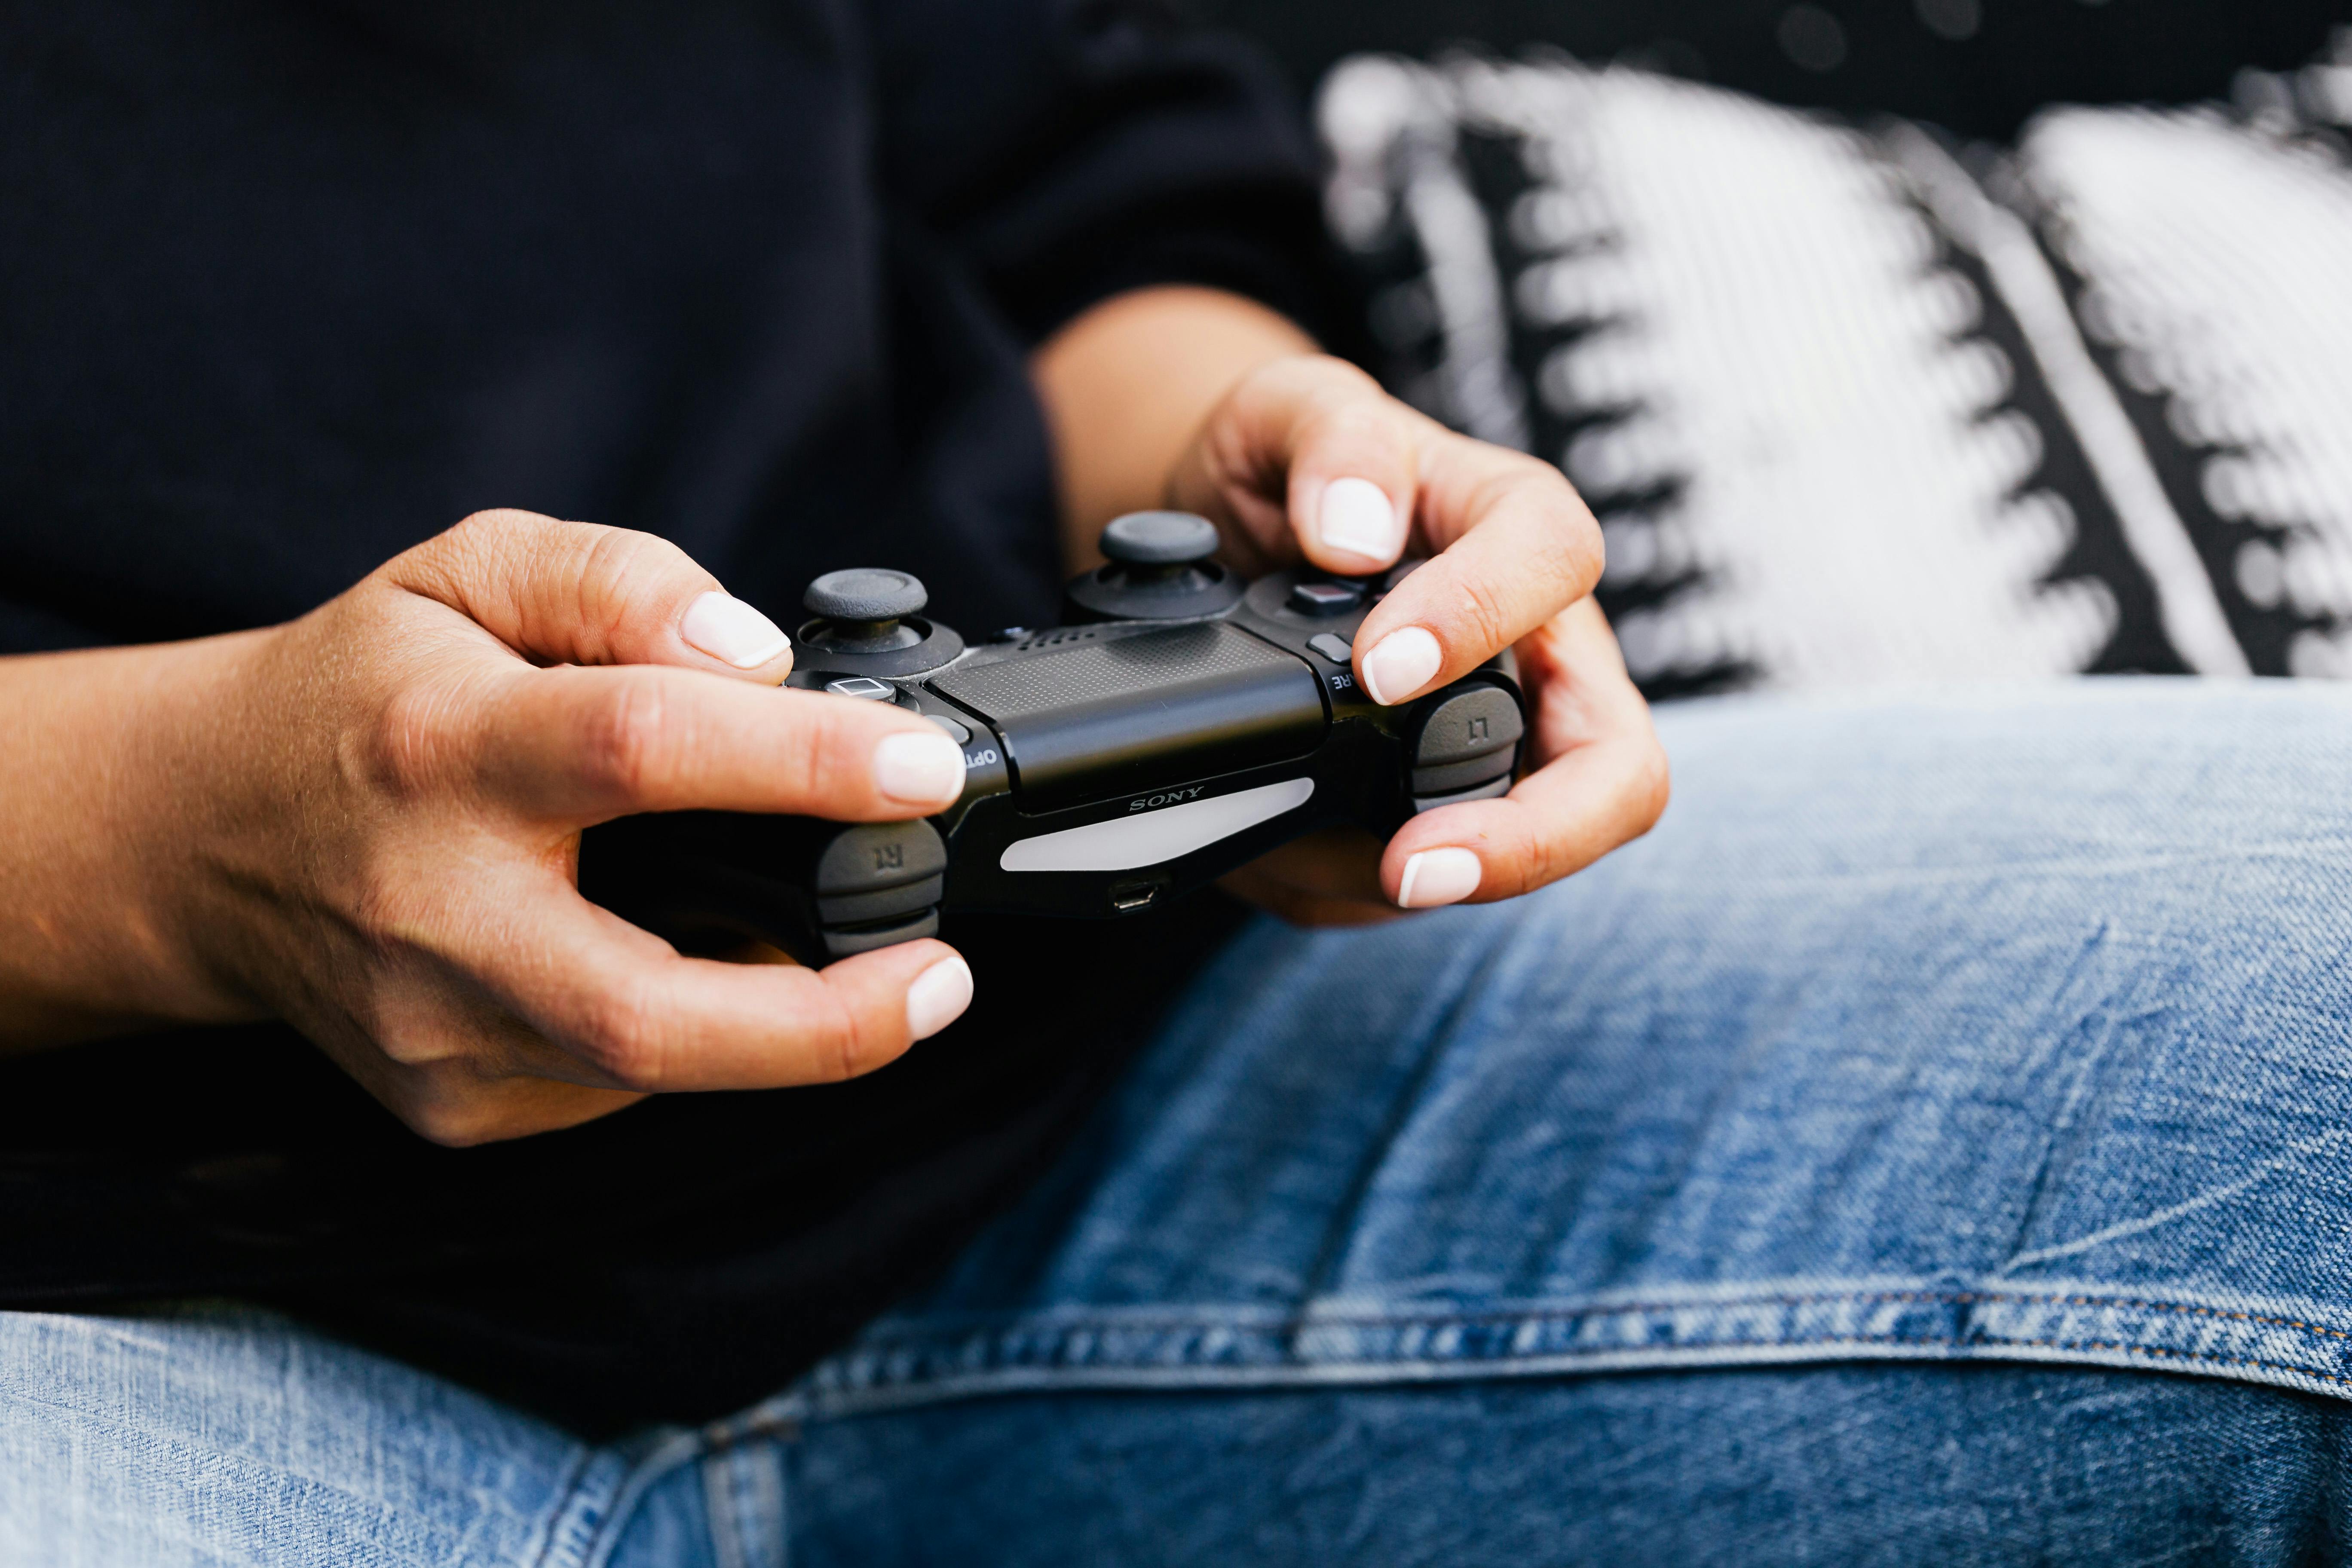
[681,592,790,669]
[1360,626,1443,706]
[1317,477,1405,563]
[873,730,967,806]
[1396,847,1482,909]
[906,955,974,1040]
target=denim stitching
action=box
[524,1445,604,1568]
[830,1332,2352,1399]
[848,1287,2352,1348]
[815,1286,2352,1414]
[1426,1332,2352,1394]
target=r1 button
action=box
[1307,632,1354,664]
[1287,581,1363,616]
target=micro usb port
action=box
[1109,877,1164,913]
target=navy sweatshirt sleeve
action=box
[867,0,1338,342]
[0,0,1321,1433]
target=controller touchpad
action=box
[929,622,1324,810]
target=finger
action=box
[1349,441,1605,708]
[1218,858,1406,928]
[1380,604,1669,906]
[379,1060,651,1148]
[1166,356,1432,577]
[275,930,656,1148]
[385,508,796,683]
[1382,736,1666,907]
[468,878,975,1095]
[1217,827,1401,928]
[473,662,968,822]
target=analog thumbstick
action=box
[1099,511,1220,568]
[801,568,928,652]
[1063,511,1243,623]
[804,568,927,624]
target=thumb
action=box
[384,509,796,682]
[1167,355,1430,578]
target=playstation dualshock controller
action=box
[579,512,1526,965]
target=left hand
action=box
[1164,355,1669,923]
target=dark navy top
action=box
[0,0,1328,1431]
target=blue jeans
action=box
[11,681,2352,1565]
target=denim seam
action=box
[789,1283,2352,1424]
[575,1429,707,1568]
[846,1333,2352,1393]
[846,1288,2352,1345]
[527,1445,636,1568]
[785,1330,2352,1427]
[706,1437,787,1568]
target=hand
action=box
[141,511,977,1145]
[1165,355,1669,924]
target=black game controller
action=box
[579,512,1525,965]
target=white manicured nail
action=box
[1360,626,1443,706]
[872,731,967,806]
[1396,848,1482,909]
[1317,477,1405,563]
[681,592,790,668]
[906,956,974,1040]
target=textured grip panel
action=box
[930,623,1324,809]
[936,623,1291,716]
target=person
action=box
[3,3,2350,1564]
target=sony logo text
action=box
[1127,786,1208,812]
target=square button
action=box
[824,676,895,701]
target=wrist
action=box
[1030,286,1316,574]
[0,629,275,1048]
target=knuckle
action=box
[402,1095,490,1148]
[816,1001,868,1084]
[401,1089,523,1149]
[369,1011,456,1070]
[574,527,697,655]
[1511,467,1604,583]
[792,700,847,798]
[369,1038,508,1147]
[1553,515,1606,597]
[1451,571,1514,658]
[1532,812,1576,888]
[395,512,540,620]
[338,851,458,970]
[826,1023,866,1084]
[1631,740,1673,830]
[1233,354,1378,434]
[1507,827,1563,900]
[364,680,470,799]
[1293,352,1381,401]
[573,975,667,1090]
[1309,391,1401,448]
[781,697,869,811]
[576,677,677,804]
[442,509,536,582]
[435,511,502,566]
[802,984,884,1084]
[453,506,536,536]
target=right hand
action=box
[142,510,975,1145]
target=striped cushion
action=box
[1317,41,2352,695]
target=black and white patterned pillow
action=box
[1317,31,2352,698]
